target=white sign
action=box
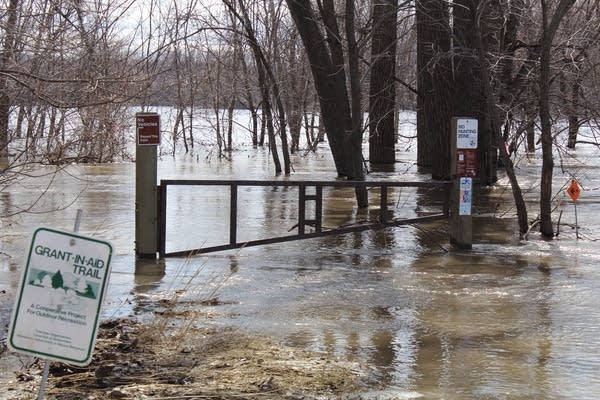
[456,118,478,149]
[8,228,113,366]
[459,177,473,216]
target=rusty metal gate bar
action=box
[158,179,451,258]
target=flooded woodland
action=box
[2,113,600,399]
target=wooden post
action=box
[135,112,160,258]
[450,117,477,249]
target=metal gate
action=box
[157,179,451,257]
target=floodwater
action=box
[2,137,600,399]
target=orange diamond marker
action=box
[567,179,581,202]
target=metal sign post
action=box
[450,117,478,249]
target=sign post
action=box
[450,117,478,249]
[135,112,160,258]
[9,217,112,398]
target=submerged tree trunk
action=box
[368,0,397,165]
[345,0,368,206]
[227,98,235,152]
[286,0,368,207]
[525,97,537,153]
[538,0,576,237]
[416,0,453,179]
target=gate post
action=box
[135,112,161,258]
[450,117,477,250]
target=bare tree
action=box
[285,0,368,206]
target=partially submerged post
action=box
[450,117,477,249]
[135,112,160,258]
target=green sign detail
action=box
[8,227,113,366]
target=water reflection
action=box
[370,329,396,386]
[0,191,11,216]
[407,249,557,398]
[346,331,360,362]
[134,259,166,293]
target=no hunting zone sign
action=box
[8,228,113,366]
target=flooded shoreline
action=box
[2,143,600,398]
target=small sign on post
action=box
[456,118,478,149]
[135,112,160,259]
[567,179,581,240]
[567,179,581,202]
[8,228,113,366]
[136,113,161,146]
[459,177,473,216]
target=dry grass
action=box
[3,292,362,400]
[35,318,361,399]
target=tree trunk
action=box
[0,0,19,171]
[567,77,581,149]
[239,45,259,147]
[227,98,235,152]
[538,0,576,237]
[345,0,368,206]
[368,0,397,165]
[525,98,537,153]
[538,46,554,237]
[416,0,453,179]
[250,108,259,147]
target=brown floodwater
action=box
[2,139,600,399]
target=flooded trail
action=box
[2,142,600,399]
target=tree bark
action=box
[416,0,453,179]
[345,0,368,206]
[538,0,576,237]
[368,0,398,165]
[566,77,581,149]
[0,0,19,171]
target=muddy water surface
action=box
[2,144,600,399]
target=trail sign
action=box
[456,149,477,177]
[8,228,113,366]
[136,113,160,146]
[567,179,581,202]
